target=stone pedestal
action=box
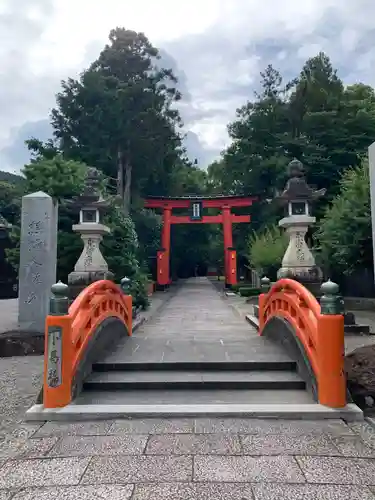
[18,192,58,333]
[277,214,323,296]
[68,223,113,298]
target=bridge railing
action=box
[258,278,346,408]
[43,280,132,409]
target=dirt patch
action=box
[345,344,375,415]
[0,333,44,357]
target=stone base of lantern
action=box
[68,222,114,299]
[68,270,114,299]
[277,265,323,298]
[278,214,324,298]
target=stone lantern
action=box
[68,167,114,298]
[276,159,326,295]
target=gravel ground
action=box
[0,356,43,440]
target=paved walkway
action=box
[0,417,375,498]
[101,277,291,365]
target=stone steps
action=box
[93,360,297,372]
[26,400,363,421]
[84,369,305,391]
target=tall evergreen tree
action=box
[51,28,183,214]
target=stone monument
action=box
[68,167,113,298]
[276,159,325,295]
[18,192,58,333]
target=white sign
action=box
[192,202,201,218]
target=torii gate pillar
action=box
[145,196,256,288]
[158,207,171,286]
[222,205,236,286]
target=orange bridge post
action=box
[44,282,73,409]
[43,280,132,409]
[317,280,346,408]
[258,277,346,409]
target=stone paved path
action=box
[0,356,43,441]
[0,417,375,498]
[102,277,292,365]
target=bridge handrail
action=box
[258,278,346,408]
[43,280,132,409]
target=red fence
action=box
[258,278,346,408]
[43,280,132,408]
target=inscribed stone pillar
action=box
[18,192,58,333]
[369,142,375,283]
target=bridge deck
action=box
[101,277,291,365]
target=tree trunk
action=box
[117,148,132,216]
[123,157,132,216]
[117,148,124,198]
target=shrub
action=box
[247,225,288,280]
[238,287,261,297]
[103,203,149,309]
[315,160,372,275]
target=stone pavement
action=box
[101,277,292,365]
[0,356,43,441]
[1,417,375,498]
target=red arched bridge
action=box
[27,276,362,422]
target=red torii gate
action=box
[144,195,256,287]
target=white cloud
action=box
[1,0,375,171]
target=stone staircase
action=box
[78,357,308,406]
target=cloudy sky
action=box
[1,0,375,172]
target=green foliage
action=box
[131,208,162,268]
[0,180,23,224]
[315,160,371,275]
[6,156,88,279]
[4,28,211,301]
[102,202,149,308]
[5,155,149,308]
[128,273,150,310]
[204,52,375,278]
[0,171,24,184]
[208,53,375,227]
[22,155,87,200]
[26,138,60,161]
[56,222,82,282]
[208,228,224,270]
[5,225,21,274]
[51,28,184,213]
[248,225,288,279]
[238,287,261,297]
[103,204,139,279]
